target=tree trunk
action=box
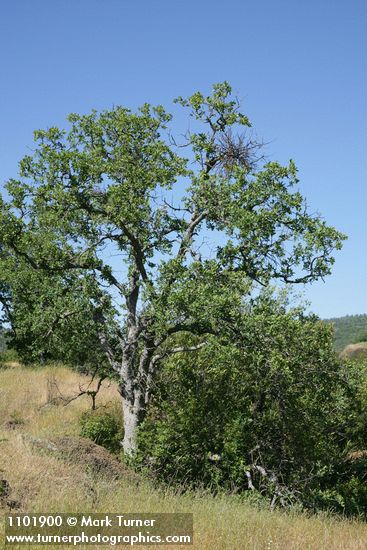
[120,387,146,455]
[121,398,139,455]
[119,333,155,456]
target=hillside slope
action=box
[325,314,367,351]
[1,363,367,549]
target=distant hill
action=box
[325,314,367,351]
[340,342,367,361]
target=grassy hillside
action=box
[1,363,367,549]
[325,314,367,351]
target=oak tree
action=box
[0,83,345,454]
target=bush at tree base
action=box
[135,300,367,516]
[80,408,123,454]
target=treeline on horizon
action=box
[325,314,367,352]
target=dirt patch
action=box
[26,435,137,481]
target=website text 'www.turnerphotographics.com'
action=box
[5,513,193,546]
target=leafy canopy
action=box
[0,82,346,355]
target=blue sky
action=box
[0,0,365,318]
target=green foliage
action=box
[0,82,345,346]
[0,82,346,458]
[136,297,367,515]
[0,348,18,367]
[80,408,123,454]
[0,83,360,514]
[0,252,119,372]
[354,329,367,344]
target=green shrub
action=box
[80,408,123,454]
[136,302,367,516]
[0,348,19,367]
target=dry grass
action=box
[340,342,367,361]
[0,364,367,549]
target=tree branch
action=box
[176,211,207,259]
[151,341,208,367]
[44,310,79,339]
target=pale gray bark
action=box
[97,226,210,456]
[120,386,145,455]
